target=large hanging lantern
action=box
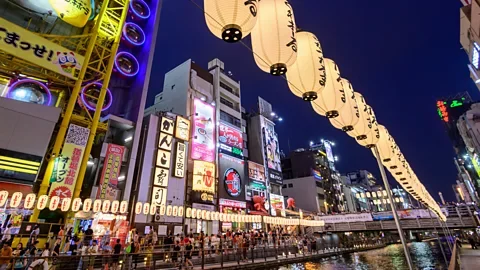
[357,106,380,148]
[251,0,297,75]
[347,93,371,140]
[311,59,345,117]
[204,0,258,43]
[286,31,326,101]
[372,125,395,163]
[330,79,359,131]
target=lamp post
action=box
[373,146,414,270]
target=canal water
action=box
[278,241,451,270]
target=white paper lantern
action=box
[186,207,192,218]
[178,206,184,217]
[150,204,157,215]
[119,201,128,214]
[173,206,178,217]
[167,205,173,216]
[204,0,258,42]
[72,198,82,212]
[311,59,345,118]
[10,192,23,208]
[251,0,297,75]
[357,106,380,148]
[160,205,166,215]
[192,208,197,219]
[143,203,150,215]
[286,31,326,101]
[201,210,207,220]
[93,199,102,213]
[372,125,395,164]
[135,202,143,215]
[347,92,371,140]
[25,194,37,210]
[60,197,71,212]
[206,211,211,220]
[111,200,120,213]
[0,191,8,207]
[329,79,359,131]
[102,200,111,213]
[49,196,60,211]
[37,195,49,210]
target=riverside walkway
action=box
[460,246,480,270]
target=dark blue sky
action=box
[147,0,479,201]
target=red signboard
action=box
[219,123,243,149]
[96,144,124,200]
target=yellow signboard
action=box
[48,124,90,199]
[0,18,84,79]
[192,160,216,194]
[175,116,191,141]
[49,0,92,28]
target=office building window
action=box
[220,97,235,110]
[282,184,287,189]
[288,183,293,188]
[220,110,241,128]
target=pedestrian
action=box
[63,227,73,253]
[84,226,94,246]
[172,241,181,266]
[29,225,40,247]
[185,240,193,270]
[0,224,12,246]
[86,240,98,270]
[51,238,61,270]
[111,239,122,270]
[152,228,158,246]
[28,242,49,270]
[0,242,12,270]
[468,235,477,249]
[12,243,25,270]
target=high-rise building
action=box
[460,1,480,90]
[0,0,163,229]
[281,140,344,213]
[145,58,249,233]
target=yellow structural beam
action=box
[30,0,112,222]
[72,0,131,204]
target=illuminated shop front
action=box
[219,199,246,231]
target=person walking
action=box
[12,243,25,270]
[51,238,61,270]
[468,235,477,249]
[27,243,49,270]
[111,239,122,270]
[172,241,181,266]
[86,240,99,270]
[185,240,193,270]
[0,243,12,270]
[0,224,12,246]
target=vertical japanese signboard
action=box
[173,142,186,178]
[96,144,124,200]
[151,117,174,209]
[261,117,283,185]
[48,124,90,199]
[175,116,191,141]
[0,18,84,79]
[191,99,216,162]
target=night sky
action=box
[147,0,479,201]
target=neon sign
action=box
[436,101,448,122]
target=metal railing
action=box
[0,238,386,270]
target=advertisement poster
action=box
[192,160,216,194]
[48,124,89,199]
[0,18,84,79]
[262,119,281,172]
[96,144,124,200]
[248,161,265,183]
[224,168,242,197]
[324,141,334,163]
[269,193,285,217]
[219,123,243,149]
[191,99,216,162]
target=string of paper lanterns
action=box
[0,192,129,214]
[204,0,443,222]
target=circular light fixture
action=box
[6,79,52,106]
[114,52,140,77]
[122,22,146,46]
[80,82,113,111]
[129,0,151,20]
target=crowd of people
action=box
[0,225,324,270]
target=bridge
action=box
[314,205,479,232]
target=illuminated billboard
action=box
[248,161,266,183]
[324,141,334,163]
[262,118,281,167]
[219,123,243,149]
[191,99,216,162]
[269,193,286,217]
[192,160,216,194]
